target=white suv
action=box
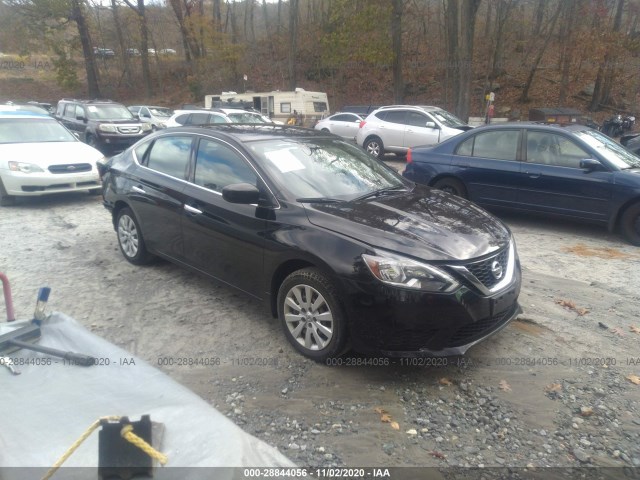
[355,105,472,158]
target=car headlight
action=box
[141,123,152,132]
[98,124,117,133]
[362,252,459,292]
[8,161,44,174]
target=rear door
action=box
[376,110,406,149]
[127,135,193,260]
[518,130,613,222]
[450,129,524,208]
[181,136,267,298]
[329,113,361,139]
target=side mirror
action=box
[580,158,604,172]
[425,121,438,129]
[76,115,86,122]
[222,183,260,204]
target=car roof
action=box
[467,122,593,133]
[0,110,53,118]
[172,109,229,115]
[375,105,443,112]
[158,124,334,142]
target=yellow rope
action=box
[121,424,168,465]
[41,416,167,480]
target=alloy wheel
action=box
[283,284,334,351]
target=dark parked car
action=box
[55,99,152,154]
[101,125,522,360]
[403,123,640,245]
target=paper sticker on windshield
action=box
[87,106,98,112]
[264,150,305,173]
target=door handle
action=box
[524,171,540,179]
[131,185,145,194]
[184,204,203,215]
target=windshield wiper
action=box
[296,197,346,203]
[351,185,410,202]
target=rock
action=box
[289,443,300,450]
[406,429,418,436]
[464,446,480,454]
[281,387,288,395]
[573,448,591,463]
[583,83,595,96]
[382,443,395,455]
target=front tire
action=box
[432,177,467,199]
[621,202,640,246]
[0,179,16,206]
[364,136,385,158]
[116,207,154,264]
[277,268,348,361]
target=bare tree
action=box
[70,0,101,97]
[287,0,299,89]
[590,0,625,110]
[444,0,482,121]
[110,0,132,86]
[391,0,404,103]
[122,0,153,97]
[558,0,578,103]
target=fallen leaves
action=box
[610,327,625,337]
[627,374,640,385]
[438,377,453,386]
[498,379,512,392]
[544,383,563,393]
[375,407,400,431]
[554,299,589,316]
[630,326,640,334]
[430,451,446,459]
[563,244,632,259]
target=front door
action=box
[181,136,267,298]
[518,130,612,222]
[403,111,441,148]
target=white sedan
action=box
[314,112,364,140]
[0,111,104,206]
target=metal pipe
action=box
[0,272,16,322]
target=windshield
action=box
[228,112,268,124]
[429,108,467,128]
[149,107,172,117]
[574,129,640,169]
[247,138,407,201]
[0,118,76,144]
[86,104,135,120]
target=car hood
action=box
[303,187,511,261]
[0,141,103,167]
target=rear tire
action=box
[621,202,640,246]
[116,207,154,265]
[277,268,349,362]
[432,177,467,199]
[0,179,16,206]
[364,136,385,158]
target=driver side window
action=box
[194,139,257,193]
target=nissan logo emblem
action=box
[66,165,76,171]
[491,260,503,280]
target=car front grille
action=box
[447,305,517,347]
[464,247,510,290]
[48,163,93,174]
[118,126,141,134]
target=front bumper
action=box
[342,258,522,357]
[94,132,149,148]
[1,170,101,196]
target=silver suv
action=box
[355,105,472,158]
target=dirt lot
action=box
[1,188,640,471]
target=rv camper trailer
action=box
[205,89,330,127]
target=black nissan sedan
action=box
[101,125,522,361]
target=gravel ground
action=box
[1,183,639,473]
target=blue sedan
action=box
[403,123,640,245]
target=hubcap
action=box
[283,284,333,351]
[367,142,380,157]
[118,215,139,258]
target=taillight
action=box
[359,121,366,128]
[406,148,412,163]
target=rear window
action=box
[146,136,192,179]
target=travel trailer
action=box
[204,89,330,127]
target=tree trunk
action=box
[71,0,100,98]
[287,0,299,90]
[213,0,222,32]
[589,0,624,111]
[391,0,403,103]
[558,0,577,104]
[123,0,153,97]
[520,1,562,102]
[445,0,482,121]
[110,0,132,86]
